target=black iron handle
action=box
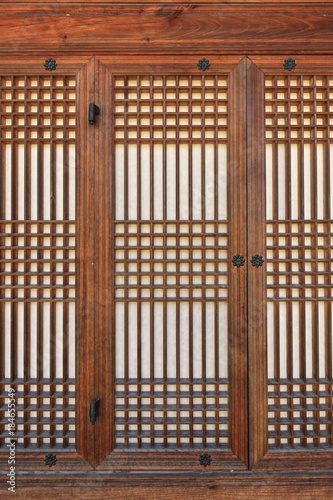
[89,102,100,125]
[89,398,100,425]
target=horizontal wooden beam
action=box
[3,0,333,4]
[0,55,244,73]
[1,5,333,54]
[2,484,333,500]
[1,470,333,489]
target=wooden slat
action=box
[227,57,248,467]
[4,484,333,500]
[76,59,95,466]
[76,56,112,467]
[94,58,113,464]
[5,0,333,3]
[246,59,268,468]
[2,5,333,55]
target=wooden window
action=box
[1,55,333,487]
[265,73,333,453]
[0,75,76,450]
[76,56,247,468]
[249,56,333,471]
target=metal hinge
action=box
[89,398,100,425]
[89,102,100,124]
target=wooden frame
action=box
[0,54,250,473]
[76,57,113,468]
[1,2,333,496]
[2,4,333,55]
[93,56,248,471]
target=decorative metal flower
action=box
[232,254,245,268]
[283,58,296,71]
[197,58,211,72]
[44,58,57,71]
[198,453,212,467]
[250,254,264,268]
[44,453,57,467]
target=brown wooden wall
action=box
[1,2,333,55]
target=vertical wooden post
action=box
[76,57,113,468]
[228,57,248,467]
[247,58,268,468]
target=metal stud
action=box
[283,58,296,71]
[232,254,245,268]
[44,58,57,71]
[250,254,264,268]
[44,453,57,467]
[198,453,212,467]
[197,58,211,71]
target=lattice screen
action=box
[265,74,333,450]
[113,75,229,449]
[0,75,76,449]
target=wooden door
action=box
[0,62,89,471]
[1,55,333,480]
[76,55,249,469]
[249,56,333,470]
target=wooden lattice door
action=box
[0,73,77,449]
[249,57,333,470]
[76,56,249,469]
[1,55,333,476]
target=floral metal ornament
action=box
[197,58,211,72]
[44,453,57,467]
[251,254,264,268]
[198,453,212,467]
[44,58,57,71]
[232,254,245,268]
[283,58,296,71]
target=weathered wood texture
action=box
[1,471,333,498]
[76,56,113,468]
[227,58,248,467]
[2,484,333,500]
[98,452,247,471]
[2,0,333,3]
[246,60,267,468]
[249,55,333,72]
[250,54,333,472]
[0,55,243,75]
[0,452,91,471]
[1,5,333,54]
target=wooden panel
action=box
[1,469,333,494]
[98,58,248,469]
[264,71,333,455]
[4,484,333,500]
[0,74,76,451]
[76,56,112,468]
[247,59,267,468]
[4,0,333,4]
[2,5,333,54]
[112,72,229,453]
[249,57,333,73]
[227,57,248,466]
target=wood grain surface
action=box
[1,485,332,500]
[1,1,333,493]
[76,56,113,468]
[1,471,333,498]
[246,59,267,468]
[1,4,333,54]
[227,58,248,467]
